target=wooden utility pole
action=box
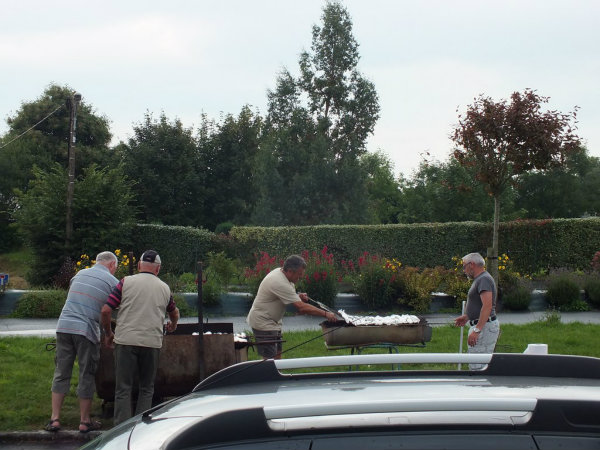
[65,92,82,249]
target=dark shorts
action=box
[251,329,282,359]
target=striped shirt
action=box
[56,264,118,343]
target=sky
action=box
[1,0,599,177]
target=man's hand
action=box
[454,314,468,327]
[165,321,178,333]
[299,293,309,303]
[468,329,480,347]
[103,331,114,349]
[324,311,337,322]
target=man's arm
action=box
[165,307,180,333]
[293,301,337,321]
[100,304,114,348]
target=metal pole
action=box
[458,300,466,370]
[65,92,82,249]
[197,261,205,380]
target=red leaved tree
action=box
[451,89,581,283]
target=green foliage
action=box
[350,253,396,309]
[131,223,215,275]
[215,222,235,235]
[546,276,581,309]
[243,252,283,297]
[296,247,338,307]
[15,163,135,285]
[172,293,196,317]
[502,285,531,311]
[12,290,66,318]
[585,277,600,307]
[121,112,206,227]
[199,107,262,230]
[200,276,222,307]
[253,1,379,226]
[396,267,447,313]
[231,218,600,276]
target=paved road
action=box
[2,310,600,338]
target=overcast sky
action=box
[1,0,598,177]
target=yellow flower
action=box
[115,249,121,256]
[76,261,81,266]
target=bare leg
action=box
[79,397,92,424]
[50,392,65,425]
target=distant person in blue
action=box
[454,252,500,369]
[45,251,118,433]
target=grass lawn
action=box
[1,318,599,432]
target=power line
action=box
[0,104,65,149]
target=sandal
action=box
[44,419,60,432]
[79,420,101,433]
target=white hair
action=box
[95,251,118,265]
[462,252,485,267]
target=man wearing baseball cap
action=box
[101,250,179,425]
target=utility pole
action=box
[65,92,82,249]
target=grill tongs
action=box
[307,297,345,322]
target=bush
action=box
[243,252,283,297]
[502,285,531,311]
[585,278,600,307]
[395,267,445,313]
[351,252,396,310]
[546,276,581,309]
[297,247,338,307]
[172,294,196,317]
[12,290,66,318]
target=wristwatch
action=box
[473,327,481,333]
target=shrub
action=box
[12,290,66,318]
[296,246,338,307]
[502,285,531,311]
[395,267,445,313]
[546,276,581,309]
[585,278,600,307]
[351,252,397,309]
[243,252,283,297]
[172,294,196,317]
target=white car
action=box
[81,353,600,450]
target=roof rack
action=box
[193,353,600,391]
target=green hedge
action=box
[230,218,600,273]
[127,224,216,274]
[120,219,600,275]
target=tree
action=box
[451,89,581,282]
[515,148,600,219]
[199,106,262,230]
[253,1,379,225]
[397,158,520,224]
[360,151,402,224]
[16,163,135,285]
[0,84,115,250]
[121,113,206,227]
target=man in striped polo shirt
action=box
[46,251,118,433]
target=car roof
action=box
[122,353,600,449]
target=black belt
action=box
[469,316,496,326]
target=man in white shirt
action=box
[247,254,337,359]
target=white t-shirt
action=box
[247,268,301,331]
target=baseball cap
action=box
[141,250,161,264]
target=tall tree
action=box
[121,113,206,227]
[451,89,580,283]
[199,106,262,230]
[0,84,115,250]
[254,1,379,225]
